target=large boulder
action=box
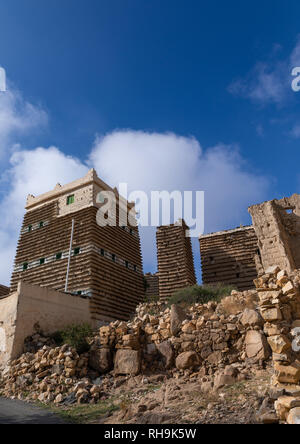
[156,341,174,369]
[240,308,263,327]
[287,407,300,424]
[214,373,236,390]
[245,330,271,361]
[175,351,199,370]
[170,305,186,336]
[114,349,141,375]
[89,347,112,374]
[274,396,300,421]
[274,362,300,384]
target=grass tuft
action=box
[168,283,236,307]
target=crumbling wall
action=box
[156,221,196,300]
[249,194,300,273]
[199,226,258,291]
[0,281,91,369]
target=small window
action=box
[40,258,45,265]
[112,254,116,262]
[130,228,133,235]
[23,262,28,271]
[39,221,44,228]
[67,195,75,205]
[100,249,105,257]
[125,261,129,269]
[236,272,240,278]
[77,290,82,295]
[56,252,62,260]
[133,265,137,272]
[28,225,32,232]
[74,247,80,256]
[121,226,126,230]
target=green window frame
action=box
[39,258,45,265]
[39,221,44,228]
[112,254,116,262]
[100,249,105,257]
[56,252,62,260]
[67,195,75,205]
[23,262,28,271]
[28,225,32,232]
[125,261,129,269]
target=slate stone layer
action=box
[199,226,258,291]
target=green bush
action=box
[52,323,93,354]
[168,283,236,307]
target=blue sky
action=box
[0,0,300,285]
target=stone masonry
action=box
[156,220,196,300]
[249,194,300,274]
[199,226,259,291]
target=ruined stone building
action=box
[249,194,300,274]
[0,285,9,299]
[199,226,259,291]
[144,272,159,301]
[10,169,144,324]
[156,220,196,300]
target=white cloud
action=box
[0,130,270,286]
[89,130,270,274]
[289,124,300,139]
[228,37,300,105]
[290,37,300,67]
[0,86,47,160]
[0,79,271,285]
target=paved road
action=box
[0,398,67,424]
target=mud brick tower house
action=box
[0,285,9,299]
[156,220,196,300]
[10,169,144,324]
[199,226,258,291]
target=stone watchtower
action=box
[10,169,144,324]
[156,220,196,300]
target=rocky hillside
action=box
[1,267,300,423]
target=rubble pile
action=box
[0,342,109,405]
[0,290,271,408]
[254,266,300,424]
